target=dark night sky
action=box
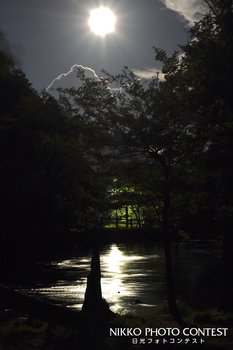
[0,0,205,91]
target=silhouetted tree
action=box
[176,0,233,310]
[58,64,195,321]
[0,33,109,277]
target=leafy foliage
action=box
[0,33,109,270]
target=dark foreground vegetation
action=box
[0,305,233,350]
[0,0,233,348]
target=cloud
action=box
[160,0,206,24]
[46,65,165,99]
[133,68,165,81]
[46,64,99,91]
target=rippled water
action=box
[18,244,165,314]
[17,241,221,315]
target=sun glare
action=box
[88,7,116,37]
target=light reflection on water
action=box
[20,243,165,315]
[100,245,162,313]
[18,241,221,314]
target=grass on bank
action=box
[0,304,233,350]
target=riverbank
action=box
[1,305,233,350]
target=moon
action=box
[88,7,116,37]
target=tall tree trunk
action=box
[82,246,113,319]
[162,179,182,323]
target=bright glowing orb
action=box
[88,7,116,37]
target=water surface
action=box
[17,241,221,315]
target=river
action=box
[16,240,222,315]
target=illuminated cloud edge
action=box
[160,0,206,24]
[46,64,99,91]
[133,68,165,81]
